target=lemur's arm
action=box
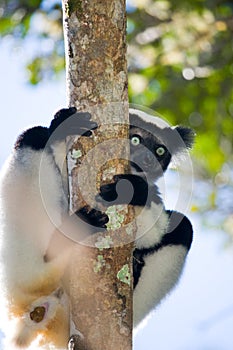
[95,174,193,326]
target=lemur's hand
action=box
[75,205,109,232]
[49,107,98,140]
[97,174,150,207]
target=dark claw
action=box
[82,130,92,137]
[91,122,98,129]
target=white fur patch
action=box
[0,146,71,349]
[0,147,65,302]
[135,202,169,249]
[49,140,66,174]
[129,108,170,129]
[133,245,188,326]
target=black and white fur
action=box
[95,109,194,326]
[0,108,99,349]
[0,107,194,348]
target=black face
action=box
[129,126,172,182]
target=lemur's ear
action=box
[175,126,195,149]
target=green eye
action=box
[131,136,141,146]
[156,146,166,156]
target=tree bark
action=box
[62,1,134,349]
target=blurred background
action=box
[0,0,233,349]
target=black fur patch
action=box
[133,211,193,288]
[14,126,49,150]
[98,174,162,207]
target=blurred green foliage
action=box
[126,0,233,178]
[1,0,233,222]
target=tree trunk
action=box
[62,1,134,349]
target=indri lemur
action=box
[0,107,194,348]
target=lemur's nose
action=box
[142,151,154,165]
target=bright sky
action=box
[1,41,233,350]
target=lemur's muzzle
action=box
[132,149,156,168]
[130,148,164,181]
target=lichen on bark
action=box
[63,0,128,108]
[62,1,134,349]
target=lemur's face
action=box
[129,126,172,182]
